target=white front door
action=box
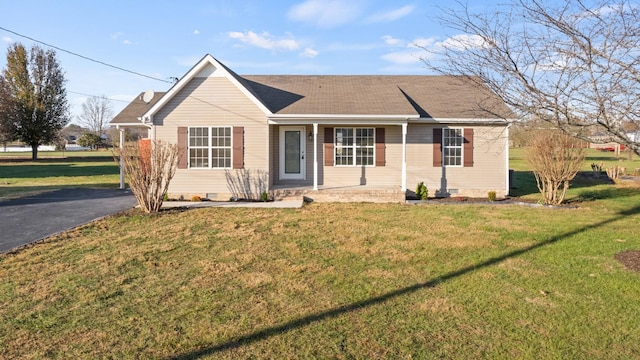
[279,126,306,180]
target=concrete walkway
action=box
[160,199,305,209]
[0,188,136,253]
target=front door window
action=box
[279,127,305,180]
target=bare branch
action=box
[421,0,640,155]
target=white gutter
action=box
[268,114,417,125]
[414,117,511,125]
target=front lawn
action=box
[1,190,639,358]
[509,147,639,199]
[0,152,119,199]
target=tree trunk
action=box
[31,143,38,160]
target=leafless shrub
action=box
[225,169,269,201]
[606,165,622,181]
[114,139,181,213]
[525,130,585,205]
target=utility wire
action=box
[0,26,173,84]
[67,91,131,103]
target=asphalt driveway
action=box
[0,188,136,253]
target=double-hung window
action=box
[334,127,375,166]
[443,128,463,166]
[188,126,232,168]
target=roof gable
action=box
[141,54,272,121]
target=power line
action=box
[0,26,173,84]
[67,91,131,103]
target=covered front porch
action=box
[269,118,412,197]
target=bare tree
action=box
[526,130,585,205]
[115,139,181,213]
[421,0,640,155]
[77,95,112,137]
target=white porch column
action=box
[505,125,510,196]
[401,123,407,192]
[313,123,318,191]
[118,126,125,190]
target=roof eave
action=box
[268,114,418,125]
[415,117,512,125]
[110,122,153,128]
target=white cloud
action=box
[228,31,300,51]
[300,47,319,58]
[2,36,12,43]
[122,40,133,45]
[288,0,364,28]
[193,29,200,35]
[382,35,403,46]
[436,34,487,51]
[412,37,437,48]
[382,51,420,65]
[367,5,415,23]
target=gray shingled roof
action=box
[243,75,513,119]
[110,74,513,124]
[110,92,166,125]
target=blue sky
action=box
[0,0,497,122]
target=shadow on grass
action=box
[0,163,119,179]
[575,186,640,202]
[0,156,115,163]
[510,171,618,198]
[0,184,120,203]
[168,204,640,359]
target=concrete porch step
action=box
[272,188,405,203]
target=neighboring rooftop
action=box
[110,92,166,125]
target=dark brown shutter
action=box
[324,127,334,166]
[463,128,474,167]
[375,128,385,166]
[433,128,442,167]
[177,127,188,169]
[233,126,244,169]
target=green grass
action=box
[509,148,640,200]
[1,191,639,358]
[0,148,639,358]
[0,151,119,199]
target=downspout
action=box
[505,123,511,196]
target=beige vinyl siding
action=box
[271,125,402,189]
[406,124,508,197]
[317,125,402,189]
[153,76,269,197]
[272,123,507,194]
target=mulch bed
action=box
[615,250,640,273]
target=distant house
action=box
[110,54,513,202]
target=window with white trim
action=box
[189,126,232,168]
[443,128,463,166]
[334,127,374,166]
